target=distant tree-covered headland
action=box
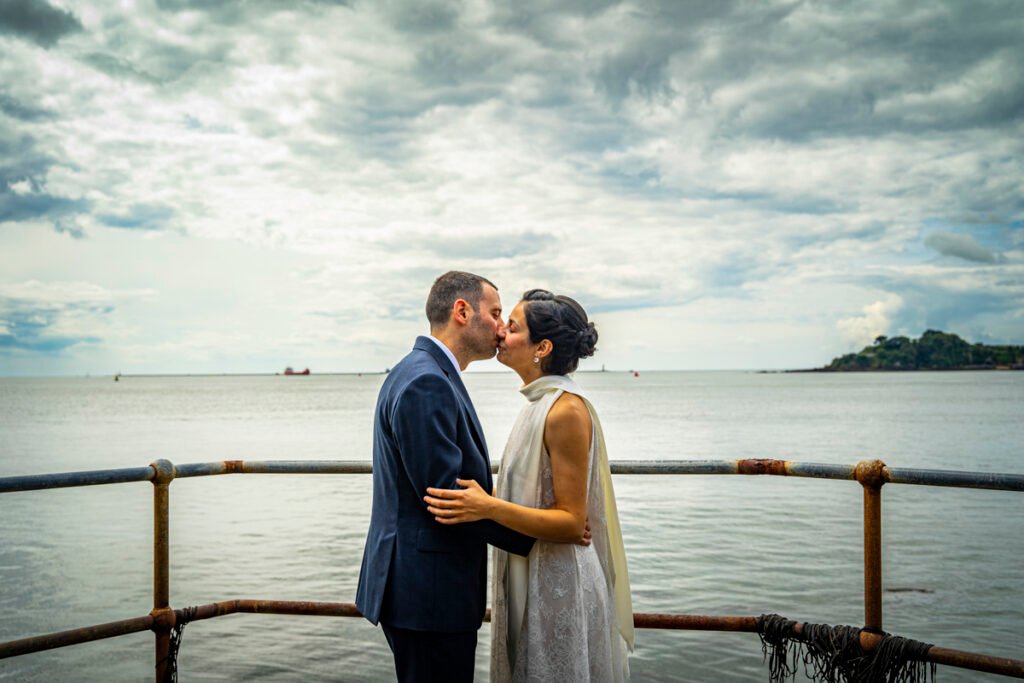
[821,330,1024,371]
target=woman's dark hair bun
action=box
[576,322,598,359]
[521,289,598,375]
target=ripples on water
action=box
[1,372,1022,681]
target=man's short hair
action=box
[425,271,497,328]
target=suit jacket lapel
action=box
[414,337,491,469]
[448,373,489,463]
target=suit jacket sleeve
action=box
[392,373,535,557]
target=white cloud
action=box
[8,179,33,195]
[836,295,905,349]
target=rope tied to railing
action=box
[159,606,197,683]
[756,614,937,683]
[758,614,802,680]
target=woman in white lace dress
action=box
[425,289,634,682]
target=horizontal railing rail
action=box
[4,458,1024,493]
[4,602,1022,678]
[2,458,1023,681]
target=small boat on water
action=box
[282,367,310,375]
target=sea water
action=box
[1,371,1022,682]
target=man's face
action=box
[465,283,505,361]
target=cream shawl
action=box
[494,374,634,656]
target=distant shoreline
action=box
[782,365,1024,373]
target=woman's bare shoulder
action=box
[546,392,591,431]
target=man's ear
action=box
[452,298,472,326]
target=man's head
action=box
[426,271,504,363]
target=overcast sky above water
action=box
[1,0,1022,375]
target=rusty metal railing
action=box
[2,459,1023,680]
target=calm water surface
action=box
[1,371,1022,682]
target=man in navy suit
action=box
[356,271,535,682]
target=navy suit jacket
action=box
[355,336,534,632]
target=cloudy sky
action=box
[1,0,1022,375]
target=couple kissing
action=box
[356,271,634,682]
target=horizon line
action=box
[0,368,801,379]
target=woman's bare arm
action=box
[424,393,592,544]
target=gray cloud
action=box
[155,0,219,9]
[711,4,1023,140]
[595,45,675,103]
[0,135,88,229]
[529,1,1024,141]
[0,122,91,231]
[53,217,84,239]
[413,43,508,89]
[0,92,53,121]
[152,0,251,24]
[98,203,176,231]
[853,260,1024,346]
[152,0,352,23]
[380,0,461,34]
[132,41,231,84]
[903,286,1019,340]
[0,302,105,353]
[82,53,163,84]
[71,13,236,85]
[490,1,621,46]
[0,134,50,186]
[590,2,765,104]
[0,189,88,224]
[0,0,81,48]
[925,231,1003,263]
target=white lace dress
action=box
[491,375,633,682]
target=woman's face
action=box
[497,301,540,371]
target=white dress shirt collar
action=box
[426,335,461,374]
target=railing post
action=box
[150,460,176,683]
[856,459,887,633]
